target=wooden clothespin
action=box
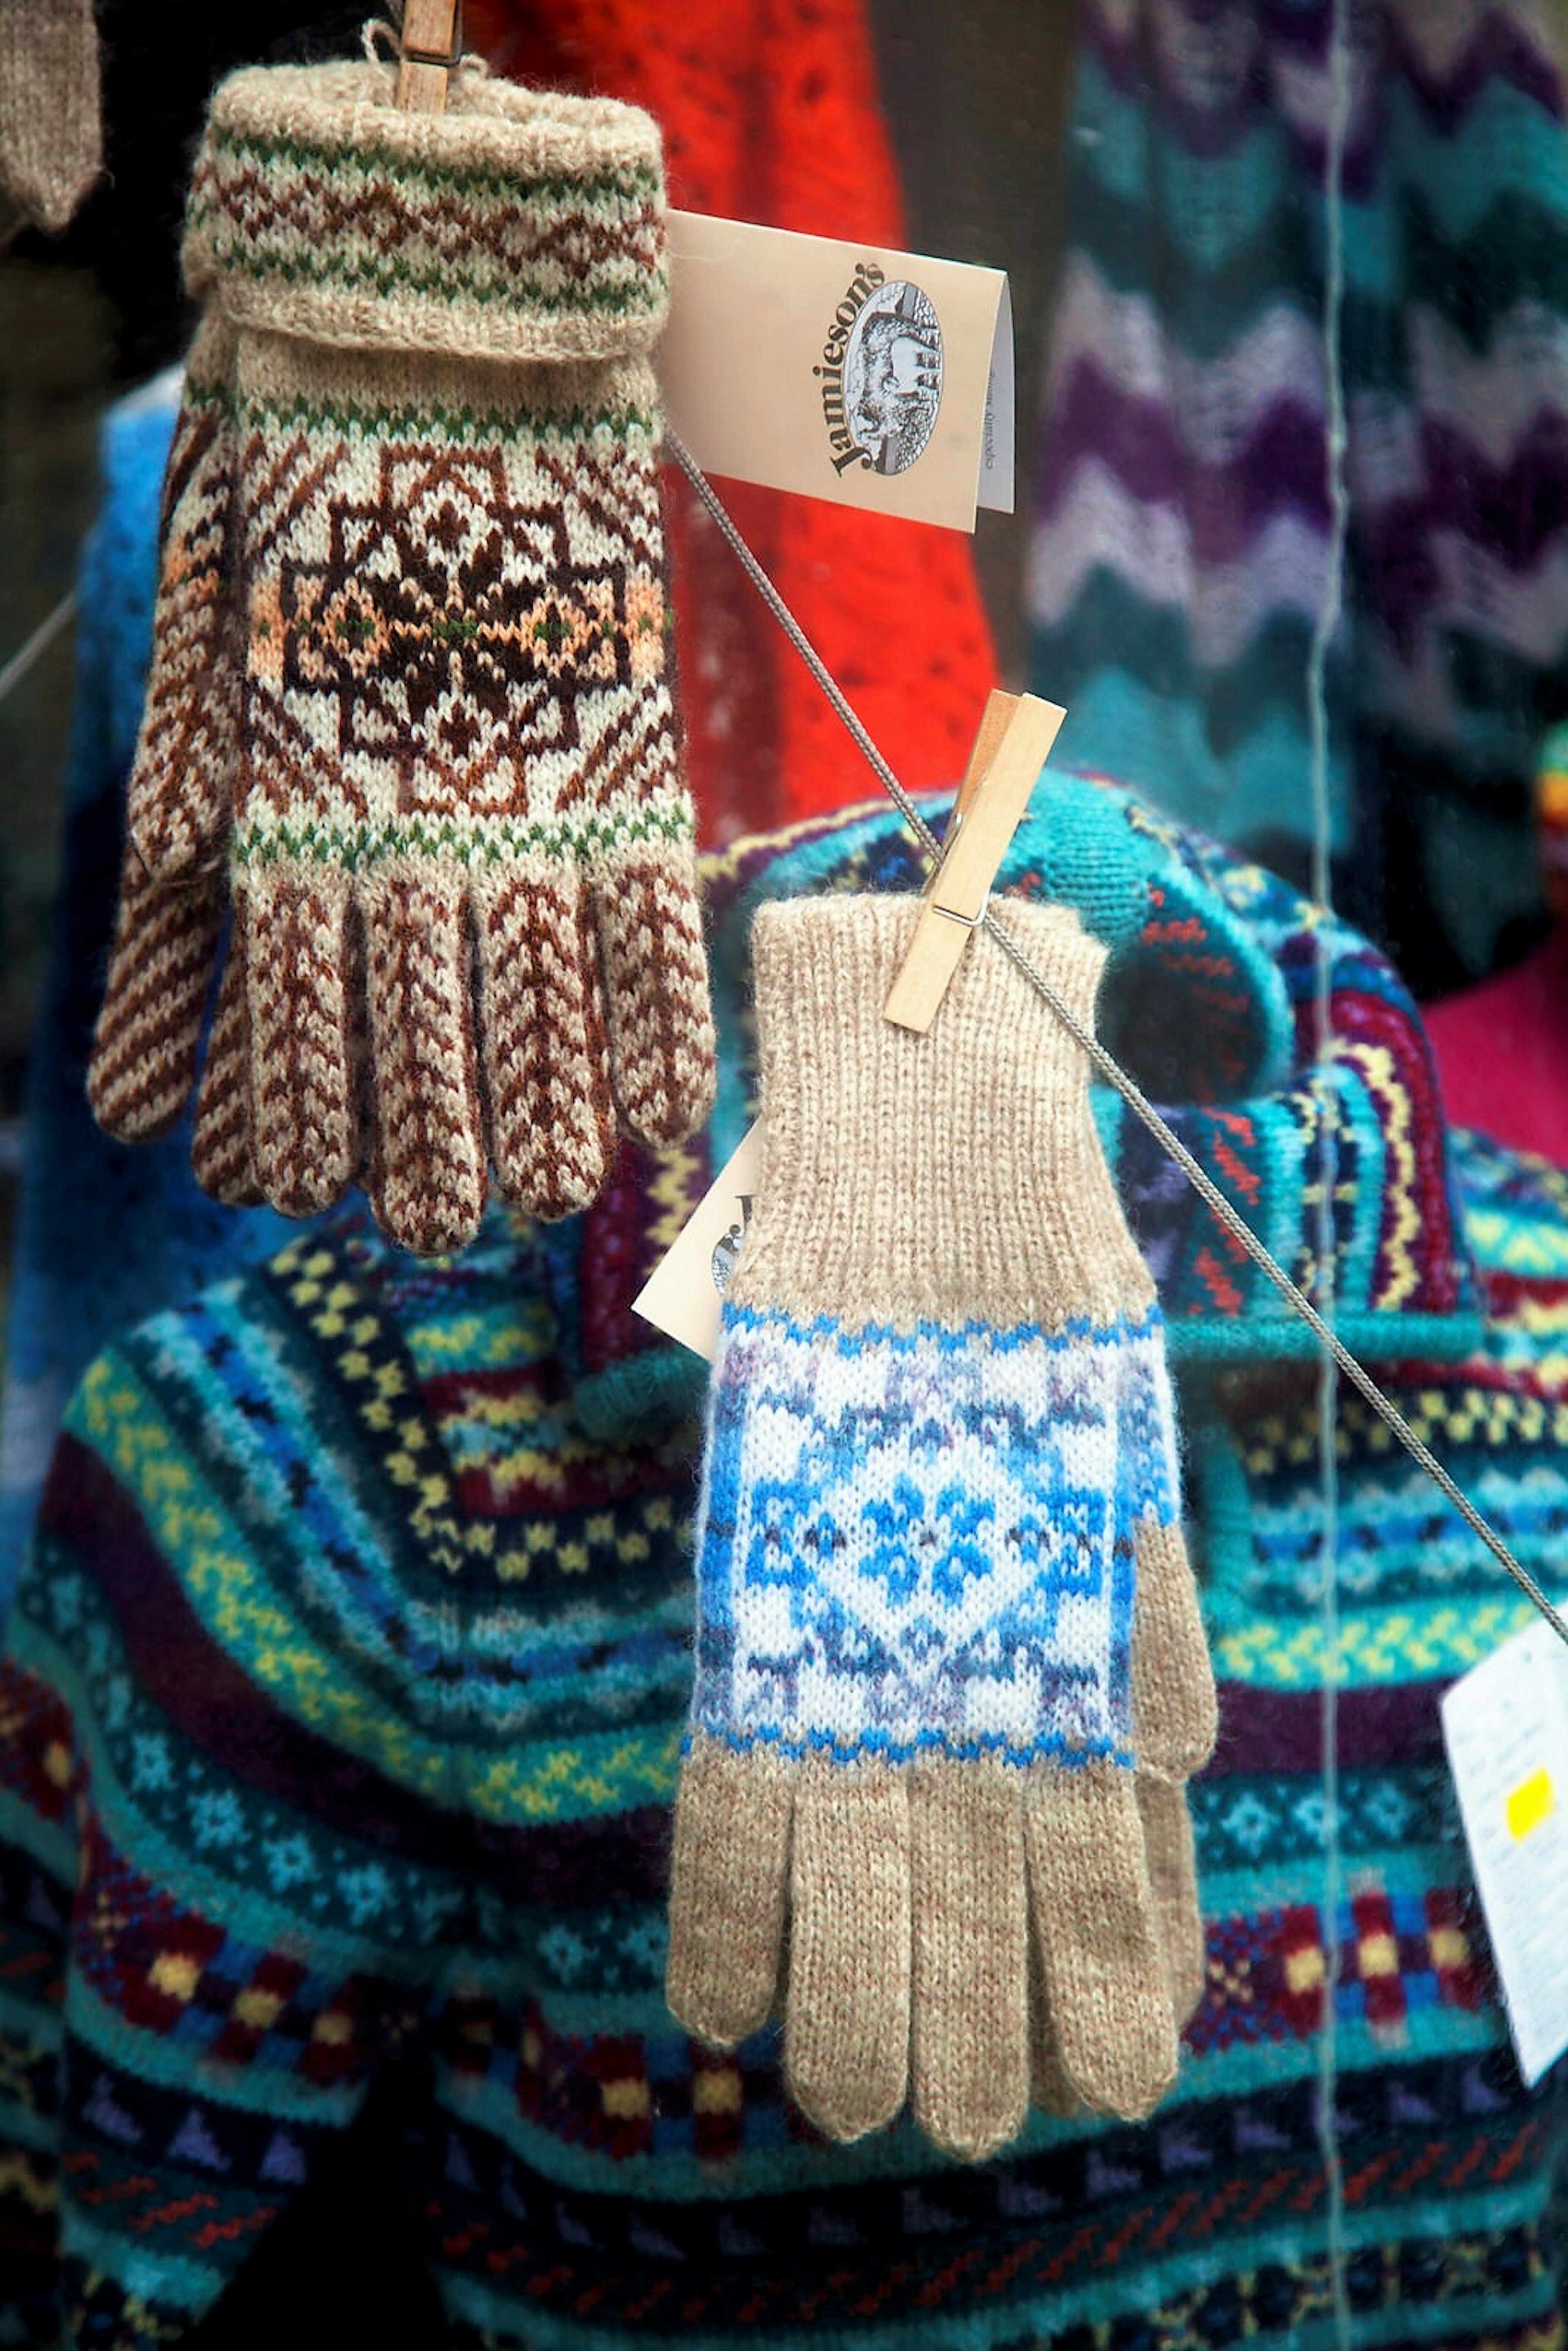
[396,0,463,112]
[883,688,1065,1033]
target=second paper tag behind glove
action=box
[668,893,1217,2162]
[87,60,715,1255]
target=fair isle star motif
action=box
[261,440,671,783]
[695,1307,1181,1768]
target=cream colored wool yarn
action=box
[667,893,1216,2160]
[87,60,714,1254]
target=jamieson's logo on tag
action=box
[659,213,1012,532]
[814,265,944,480]
[710,1192,755,1294]
[634,1122,765,1361]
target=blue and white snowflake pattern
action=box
[693,1305,1181,1768]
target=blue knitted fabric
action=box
[0,378,303,1619]
[0,1119,1562,2346]
[1,374,1488,1638]
[694,1299,1179,1770]
[0,777,1558,2340]
[555,782,1485,1466]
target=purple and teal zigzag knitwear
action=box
[1028,0,1568,991]
[1,792,1566,2344]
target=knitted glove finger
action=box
[118,312,239,886]
[1025,1627,1213,2125]
[231,870,357,1222]
[1025,1771,1204,2117]
[788,1755,915,2143]
[87,862,228,1144]
[595,847,716,1147]
[363,877,488,1253]
[1023,1760,1177,2122]
[1130,1515,1217,1784]
[1125,1514,1211,2023]
[1137,1774,1207,2030]
[477,869,616,1222]
[1020,1514,1212,2119]
[666,1734,792,2049]
[88,316,242,1143]
[905,1755,1028,2158]
[190,906,261,1206]
[202,886,379,1219]
[1027,1540,1210,2122]
[1125,1515,1211,2033]
[1029,1956,1079,2117]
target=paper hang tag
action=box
[1441,1612,1568,2086]
[633,1121,764,1362]
[658,212,1013,534]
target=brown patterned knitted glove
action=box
[666,895,1216,2161]
[87,61,714,1255]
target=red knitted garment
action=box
[466,0,998,841]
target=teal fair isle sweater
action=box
[0,795,1565,2349]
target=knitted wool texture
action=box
[1028,0,1568,989]
[0,0,100,236]
[666,895,1217,2157]
[0,1138,1565,2347]
[559,780,1487,1460]
[8,368,1481,1621]
[86,60,715,1256]
[2,788,1567,2341]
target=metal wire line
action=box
[668,429,1568,1653]
[0,593,75,711]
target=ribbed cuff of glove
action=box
[184,61,669,361]
[734,893,1157,1330]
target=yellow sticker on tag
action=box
[1506,1767,1556,1842]
[1443,1615,1568,2086]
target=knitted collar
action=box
[183,60,668,362]
[546,777,1483,1440]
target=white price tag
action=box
[1441,1611,1568,2085]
